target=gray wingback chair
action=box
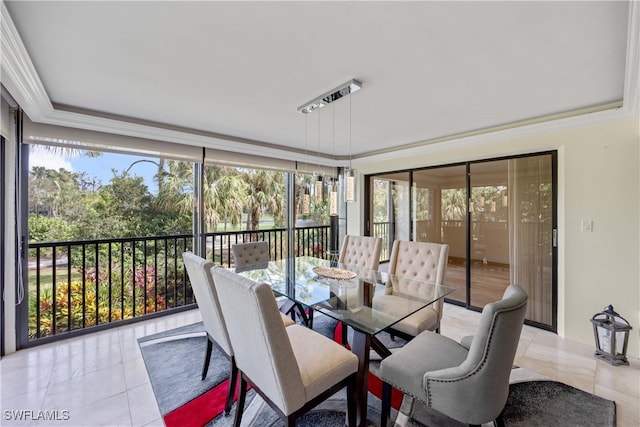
[379,284,528,427]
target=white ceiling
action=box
[2,1,636,162]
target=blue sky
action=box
[29,146,159,193]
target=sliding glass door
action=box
[413,165,467,305]
[367,152,556,330]
[370,172,410,261]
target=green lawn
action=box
[28,266,82,294]
[215,213,279,231]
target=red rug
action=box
[333,321,405,410]
[164,379,239,427]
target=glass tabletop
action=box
[236,256,456,336]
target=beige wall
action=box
[351,117,640,358]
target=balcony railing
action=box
[373,221,392,262]
[27,225,329,342]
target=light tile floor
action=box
[1,305,638,426]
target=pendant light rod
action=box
[298,79,362,114]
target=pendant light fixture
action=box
[298,79,361,207]
[301,113,310,215]
[344,93,356,202]
[329,102,338,216]
[313,110,324,202]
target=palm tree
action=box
[242,169,286,231]
[215,174,247,230]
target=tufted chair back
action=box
[338,235,383,270]
[385,240,449,337]
[232,241,270,272]
[388,240,448,286]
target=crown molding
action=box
[2,1,638,170]
[623,0,640,117]
[0,2,52,119]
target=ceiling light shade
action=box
[314,173,324,202]
[329,179,338,216]
[298,79,362,114]
[344,167,356,203]
[302,186,310,215]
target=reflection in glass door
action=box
[468,160,511,308]
[371,172,410,261]
[413,166,467,304]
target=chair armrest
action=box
[460,335,474,350]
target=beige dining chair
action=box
[378,284,528,427]
[338,235,383,270]
[210,266,358,427]
[232,241,304,324]
[182,252,294,414]
[377,240,449,340]
[182,252,237,415]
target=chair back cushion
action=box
[338,235,383,270]
[210,266,306,414]
[387,240,449,319]
[232,241,270,272]
[182,252,233,356]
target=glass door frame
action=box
[365,151,558,332]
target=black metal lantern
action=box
[590,305,632,366]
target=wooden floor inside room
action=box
[445,257,511,308]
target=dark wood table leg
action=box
[350,331,371,427]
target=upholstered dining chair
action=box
[182,252,294,414]
[231,241,270,272]
[210,266,358,427]
[338,235,383,270]
[232,240,305,324]
[376,240,449,340]
[182,252,238,415]
[378,284,528,427]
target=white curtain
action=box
[508,156,553,324]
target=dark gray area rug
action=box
[140,319,615,427]
[205,388,387,427]
[138,322,231,415]
[403,380,616,427]
[503,380,616,427]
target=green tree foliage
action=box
[28,154,321,241]
[28,215,73,243]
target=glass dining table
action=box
[237,255,455,427]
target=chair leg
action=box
[380,381,392,427]
[341,322,348,347]
[285,414,296,427]
[307,308,314,329]
[233,374,247,427]
[346,375,357,427]
[201,336,213,380]
[224,357,238,415]
[494,409,506,427]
